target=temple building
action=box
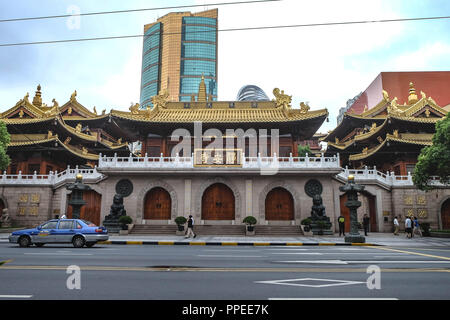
[0,85,130,175]
[1,80,449,233]
[323,82,448,174]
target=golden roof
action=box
[349,133,433,161]
[8,135,99,161]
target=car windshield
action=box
[41,221,58,229]
[81,220,97,227]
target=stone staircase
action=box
[130,224,303,236]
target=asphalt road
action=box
[1,242,450,301]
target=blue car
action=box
[9,219,109,248]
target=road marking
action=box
[276,260,348,264]
[270,253,323,255]
[197,255,264,258]
[24,253,93,256]
[370,246,450,260]
[1,265,449,273]
[0,295,33,299]
[256,278,365,288]
[269,298,399,300]
[264,248,309,251]
[203,249,260,252]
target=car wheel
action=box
[86,242,96,248]
[18,236,31,248]
[72,236,85,248]
[35,243,45,247]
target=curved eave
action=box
[59,99,100,119]
[2,116,56,125]
[349,135,432,161]
[322,113,385,142]
[7,136,99,161]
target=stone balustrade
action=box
[97,153,341,170]
[0,166,103,186]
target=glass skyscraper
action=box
[140,9,218,108]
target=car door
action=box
[34,221,58,243]
[53,220,75,243]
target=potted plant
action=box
[243,216,257,236]
[118,215,133,235]
[175,216,187,235]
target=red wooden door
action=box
[67,190,102,226]
[0,199,4,219]
[144,187,171,220]
[340,194,350,232]
[368,194,377,232]
[442,199,450,229]
[202,183,235,220]
[265,187,294,220]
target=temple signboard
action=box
[194,149,243,167]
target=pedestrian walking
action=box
[363,214,370,236]
[405,216,412,238]
[338,215,345,236]
[185,215,196,239]
[414,217,422,237]
[393,216,400,235]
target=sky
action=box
[0,0,449,132]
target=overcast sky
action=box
[0,0,449,132]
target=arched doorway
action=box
[265,187,294,220]
[67,190,102,226]
[202,183,235,220]
[144,187,171,220]
[442,198,450,229]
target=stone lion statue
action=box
[105,194,126,221]
[311,194,326,220]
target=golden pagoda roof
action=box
[349,133,433,161]
[8,135,99,161]
[110,102,328,123]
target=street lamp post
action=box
[339,175,365,243]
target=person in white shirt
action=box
[393,216,400,236]
[405,216,412,238]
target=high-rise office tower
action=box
[140,9,218,107]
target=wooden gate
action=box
[265,187,294,220]
[67,190,102,226]
[340,192,377,232]
[442,199,450,229]
[201,183,235,220]
[144,187,171,220]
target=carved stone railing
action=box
[97,153,341,170]
[0,166,104,186]
[337,166,444,188]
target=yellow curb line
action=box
[253,243,271,246]
[370,246,450,260]
[221,242,238,246]
[189,242,206,245]
[126,241,143,245]
[158,241,174,245]
[286,243,304,246]
[319,243,336,246]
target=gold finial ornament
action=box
[32,84,43,107]
[76,173,83,181]
[151,90,169,109]
[273,88,292,109]
[70,90,77,102]
[129,102,140,114]
[348,174,355,182]
[93,106,97,115]
[408,82,418,105]
[299,102,310,114]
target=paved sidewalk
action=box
[2,231,450,247]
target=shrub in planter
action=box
[118,215,133,230]
[243,216,257,231]
[175,216,187,231]
[301,218,312,232]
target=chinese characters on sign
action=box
[194,149,242,167]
